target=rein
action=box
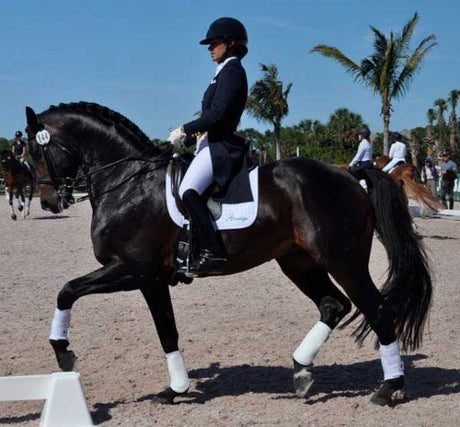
[75,148,172,203]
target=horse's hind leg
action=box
[50,261,139,371]
[331,269,404,406]
[277,248,352,398]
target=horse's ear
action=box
[26,106,41,132]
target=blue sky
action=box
[1,0,458,140]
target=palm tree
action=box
[425,108,436,158]
[409,127,424,168]
[447,90,460,154]
[434,98,447,126]
[311,13,437,155]
[246,64,292,160]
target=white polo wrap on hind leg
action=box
[379,341,404,380]
[293,321,332,366]
[166,350,190,393]
[49,308,71,340]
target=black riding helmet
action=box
[15,130,23,138]
[358,127,371,139]
[200,17,248,45]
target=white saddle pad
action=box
[165,164,259,230]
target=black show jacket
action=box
[183,58,248,187]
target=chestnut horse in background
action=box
[375,155,441,213]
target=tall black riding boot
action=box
[181,189,227,275]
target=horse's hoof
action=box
[58,350,78,371]
[151,387,188,405]
[18,205,23,212]
[293,359,314,398]
[370,376,404,407]
[11,214,17,221]
[50,339,78,371]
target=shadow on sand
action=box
[84,354,459,424]
[2,354,457,424]
[32,215,71,220]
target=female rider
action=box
[168,17,249,275]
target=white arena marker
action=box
[0,372,93,426]
[439,209,460,217]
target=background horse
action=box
[375,154,441,213]
[0,149,35,220]
[26,102,431,406]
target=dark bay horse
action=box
[0,149,35,220]
[375,155,441,212]
[26,103,432,406]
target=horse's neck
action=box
[72,127,159,202]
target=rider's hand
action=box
[168,127,186,149]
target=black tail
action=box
[347,168,432,352]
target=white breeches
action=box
[179,146,214,198]
[382,158,405,173]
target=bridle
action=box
[27,127,173,203]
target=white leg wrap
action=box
[379,341,404,380]
[49,308,71,340]
[166,350,190,393]
[293,321,332,366]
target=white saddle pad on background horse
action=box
[165,165,259,230]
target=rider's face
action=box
[208,38,227,63]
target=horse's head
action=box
[374,154,390,170]
[26,106,79,213]
[0,149,18,170]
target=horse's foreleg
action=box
[50,261,138,371]
[8,188,16,220]
[277,251,351,398]
[26,185,33,216]
[141,284,189,404]
[19,190,26,218]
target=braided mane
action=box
[44,102,152,145]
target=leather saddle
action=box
[170,153,222,221]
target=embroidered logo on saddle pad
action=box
[165,164,259,230]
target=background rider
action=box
[382,133,406,173]
[348,127,373,170]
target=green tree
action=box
[433,98,449,157]
[409,127,425,168]
[311,12,437,155]
[434,98,447,126]
[425,108,436,157]
[447,90,460,155]
[327,108,364,149]
[246,64,292,160]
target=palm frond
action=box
[311,45,362,80]
[396,12,418,56]
[391,34,437,99]
[369,26,388,59]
